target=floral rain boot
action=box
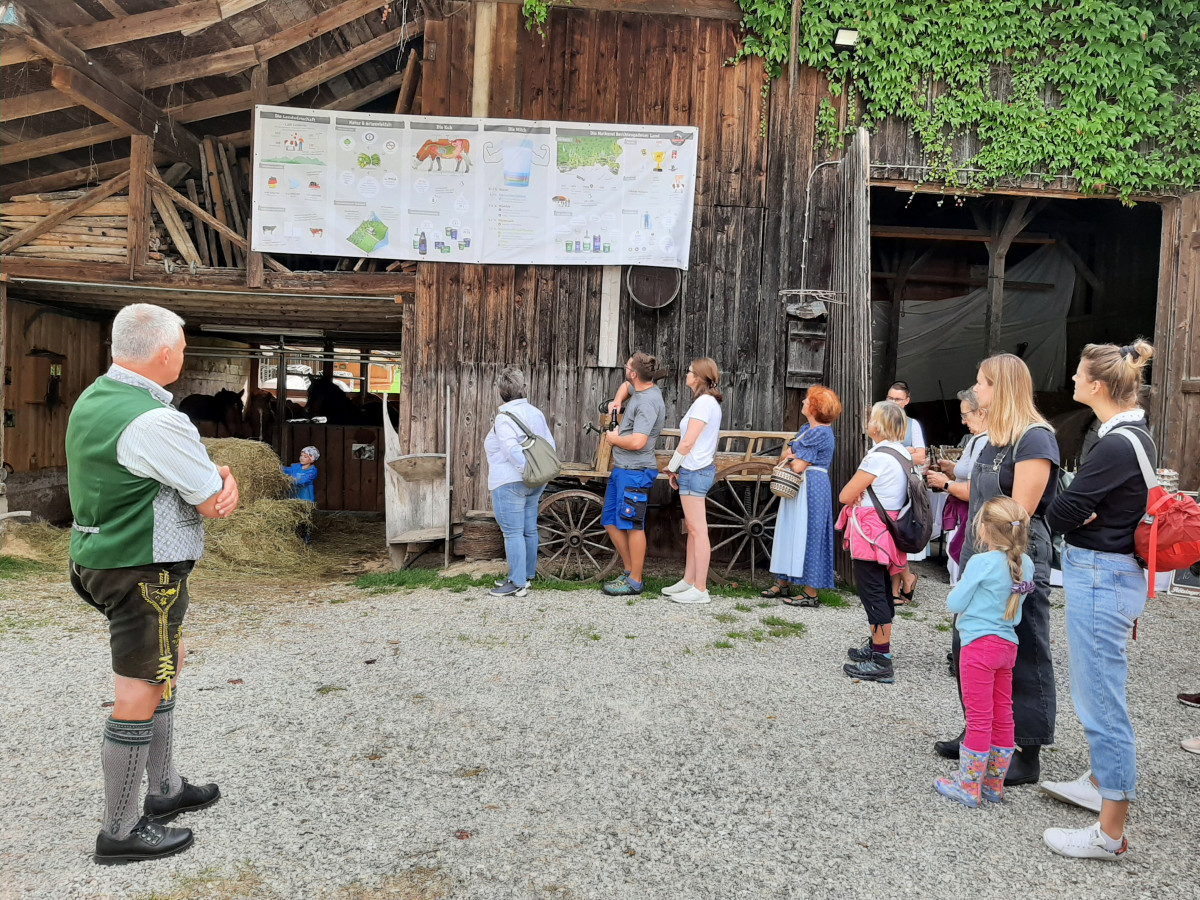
[934,746,989,809]
[981,746,1016,803]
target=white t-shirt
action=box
[678,394,722,468]
[858,440,912,510]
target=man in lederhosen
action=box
[67,303,239,864]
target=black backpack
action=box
[866,446,934,554]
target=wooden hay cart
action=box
[536,416,795,584]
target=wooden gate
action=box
[826,127,873,583]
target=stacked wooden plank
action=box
[0,191,166,263]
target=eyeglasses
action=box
[686,369,694,375]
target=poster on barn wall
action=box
[250,105,698,269]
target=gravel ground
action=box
[1,559,1198,900]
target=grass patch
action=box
[761,615,806,639]
[712,612,738,624]
[756,600,774,608]
[733,603,752,612]
[0,555,58,580]
[316,685,346,695]
[816,590,851,608]
[625,634,637,639]
[571,625,602,642]
[712,640,734,649]
[355,569,495,593]
[934,621,953,632]
[896,608,916,620]
[726,631,746,640]
[0,613,54,637]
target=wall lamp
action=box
[833,28,860,52]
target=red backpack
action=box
[1113,428,1200,598]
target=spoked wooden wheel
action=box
[704,461,780,584]
[537,489,620,582]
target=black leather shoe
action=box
[1004,744,1042,785]
[144,778,221,823]
[94,817,194,865]
[934,730,964,760]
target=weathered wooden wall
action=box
[1,298,107,472]
[404,8,844,519]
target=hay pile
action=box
[0,521,70,567]
[201,438,293,503]
[199,498,316,576]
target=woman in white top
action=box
[662,358,723,605]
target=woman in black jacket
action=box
[1040,339,1155,861]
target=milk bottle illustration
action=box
[503,139,535,187]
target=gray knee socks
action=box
[146,695,182,799]
[101,717,153,839]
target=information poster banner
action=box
[251,106,697,269]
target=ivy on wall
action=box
[745,0,1200,197]
[518,1,1199,196]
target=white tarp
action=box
[872,244,1076,401]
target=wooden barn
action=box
[1,1,1197,575]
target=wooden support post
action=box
[127,135,152,279]
[979,198,1045,357]
[275,348,289,463]
[201,138,234,266]
[216,142,246,267]
[471,3,495,117]
[598,266,621,368]
[245,217,263,288]
[322,340,335,380]
[394,51,421,115]
[184,178,211,267]
[0,276,7,482]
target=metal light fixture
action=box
[833,28,859,52]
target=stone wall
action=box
[172,338,251,400]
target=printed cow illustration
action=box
[309,227,324,238]
[413,138,472,173]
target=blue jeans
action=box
[491,481,545,585]
[1062,544,1147,801]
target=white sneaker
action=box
[661,579,692,595]
[1182,737,1200,755]
[1040,769,1103,813]
[494,579,530,588]
[1043,822,1127,860]
[669,586,711,604]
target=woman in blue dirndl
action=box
[763,385,842,605]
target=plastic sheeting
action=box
[872,244,1076,402]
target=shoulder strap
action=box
[499,409,535,440]
[1111,426,1159,489]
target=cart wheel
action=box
[704,461,780,584]
[537,489,619,582]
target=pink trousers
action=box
[961,634,1018,754]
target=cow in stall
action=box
[179,389,246,437]
[244,391,276,442]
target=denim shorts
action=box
[676,463,716,497]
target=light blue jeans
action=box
[491,481,545,586]
[1062,544,1147,801]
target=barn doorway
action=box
[868,188,1164,467]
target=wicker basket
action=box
[455,511,505,559]
[769,464,804,499]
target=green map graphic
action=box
[556,137,622,172]
[346,216,389,254]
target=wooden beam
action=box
[0,1,270,66]
[871,272,1054,291]
[1052,235,1104,296]
[0,169,130,254]
[870,225,1054,244]
[151,190,202,267]
[51,64,150,135]
[128,135,152,278]
[0,256,416,293]
[0,2,202,167]
[394,52,421,115]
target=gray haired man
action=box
[67,303,239,863]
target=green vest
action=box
[67,376,168,569]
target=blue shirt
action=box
[283,463,318,502]
[947,550,1033,647]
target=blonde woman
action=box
[835,400,911,684]
[935,354,1060,787]
[1040,341,1155,860]
[663,358,723,605]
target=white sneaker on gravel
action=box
[1040,770,1103,813]
[1043,822,1127,860]
[1182,737,1200,755]
[661,579,692,595]
[669,586,711,604]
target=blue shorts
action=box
[602,467,657,530]
[676,463,716,497]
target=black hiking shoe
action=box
[843,652,894,684]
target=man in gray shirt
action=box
[600,351,666,595]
